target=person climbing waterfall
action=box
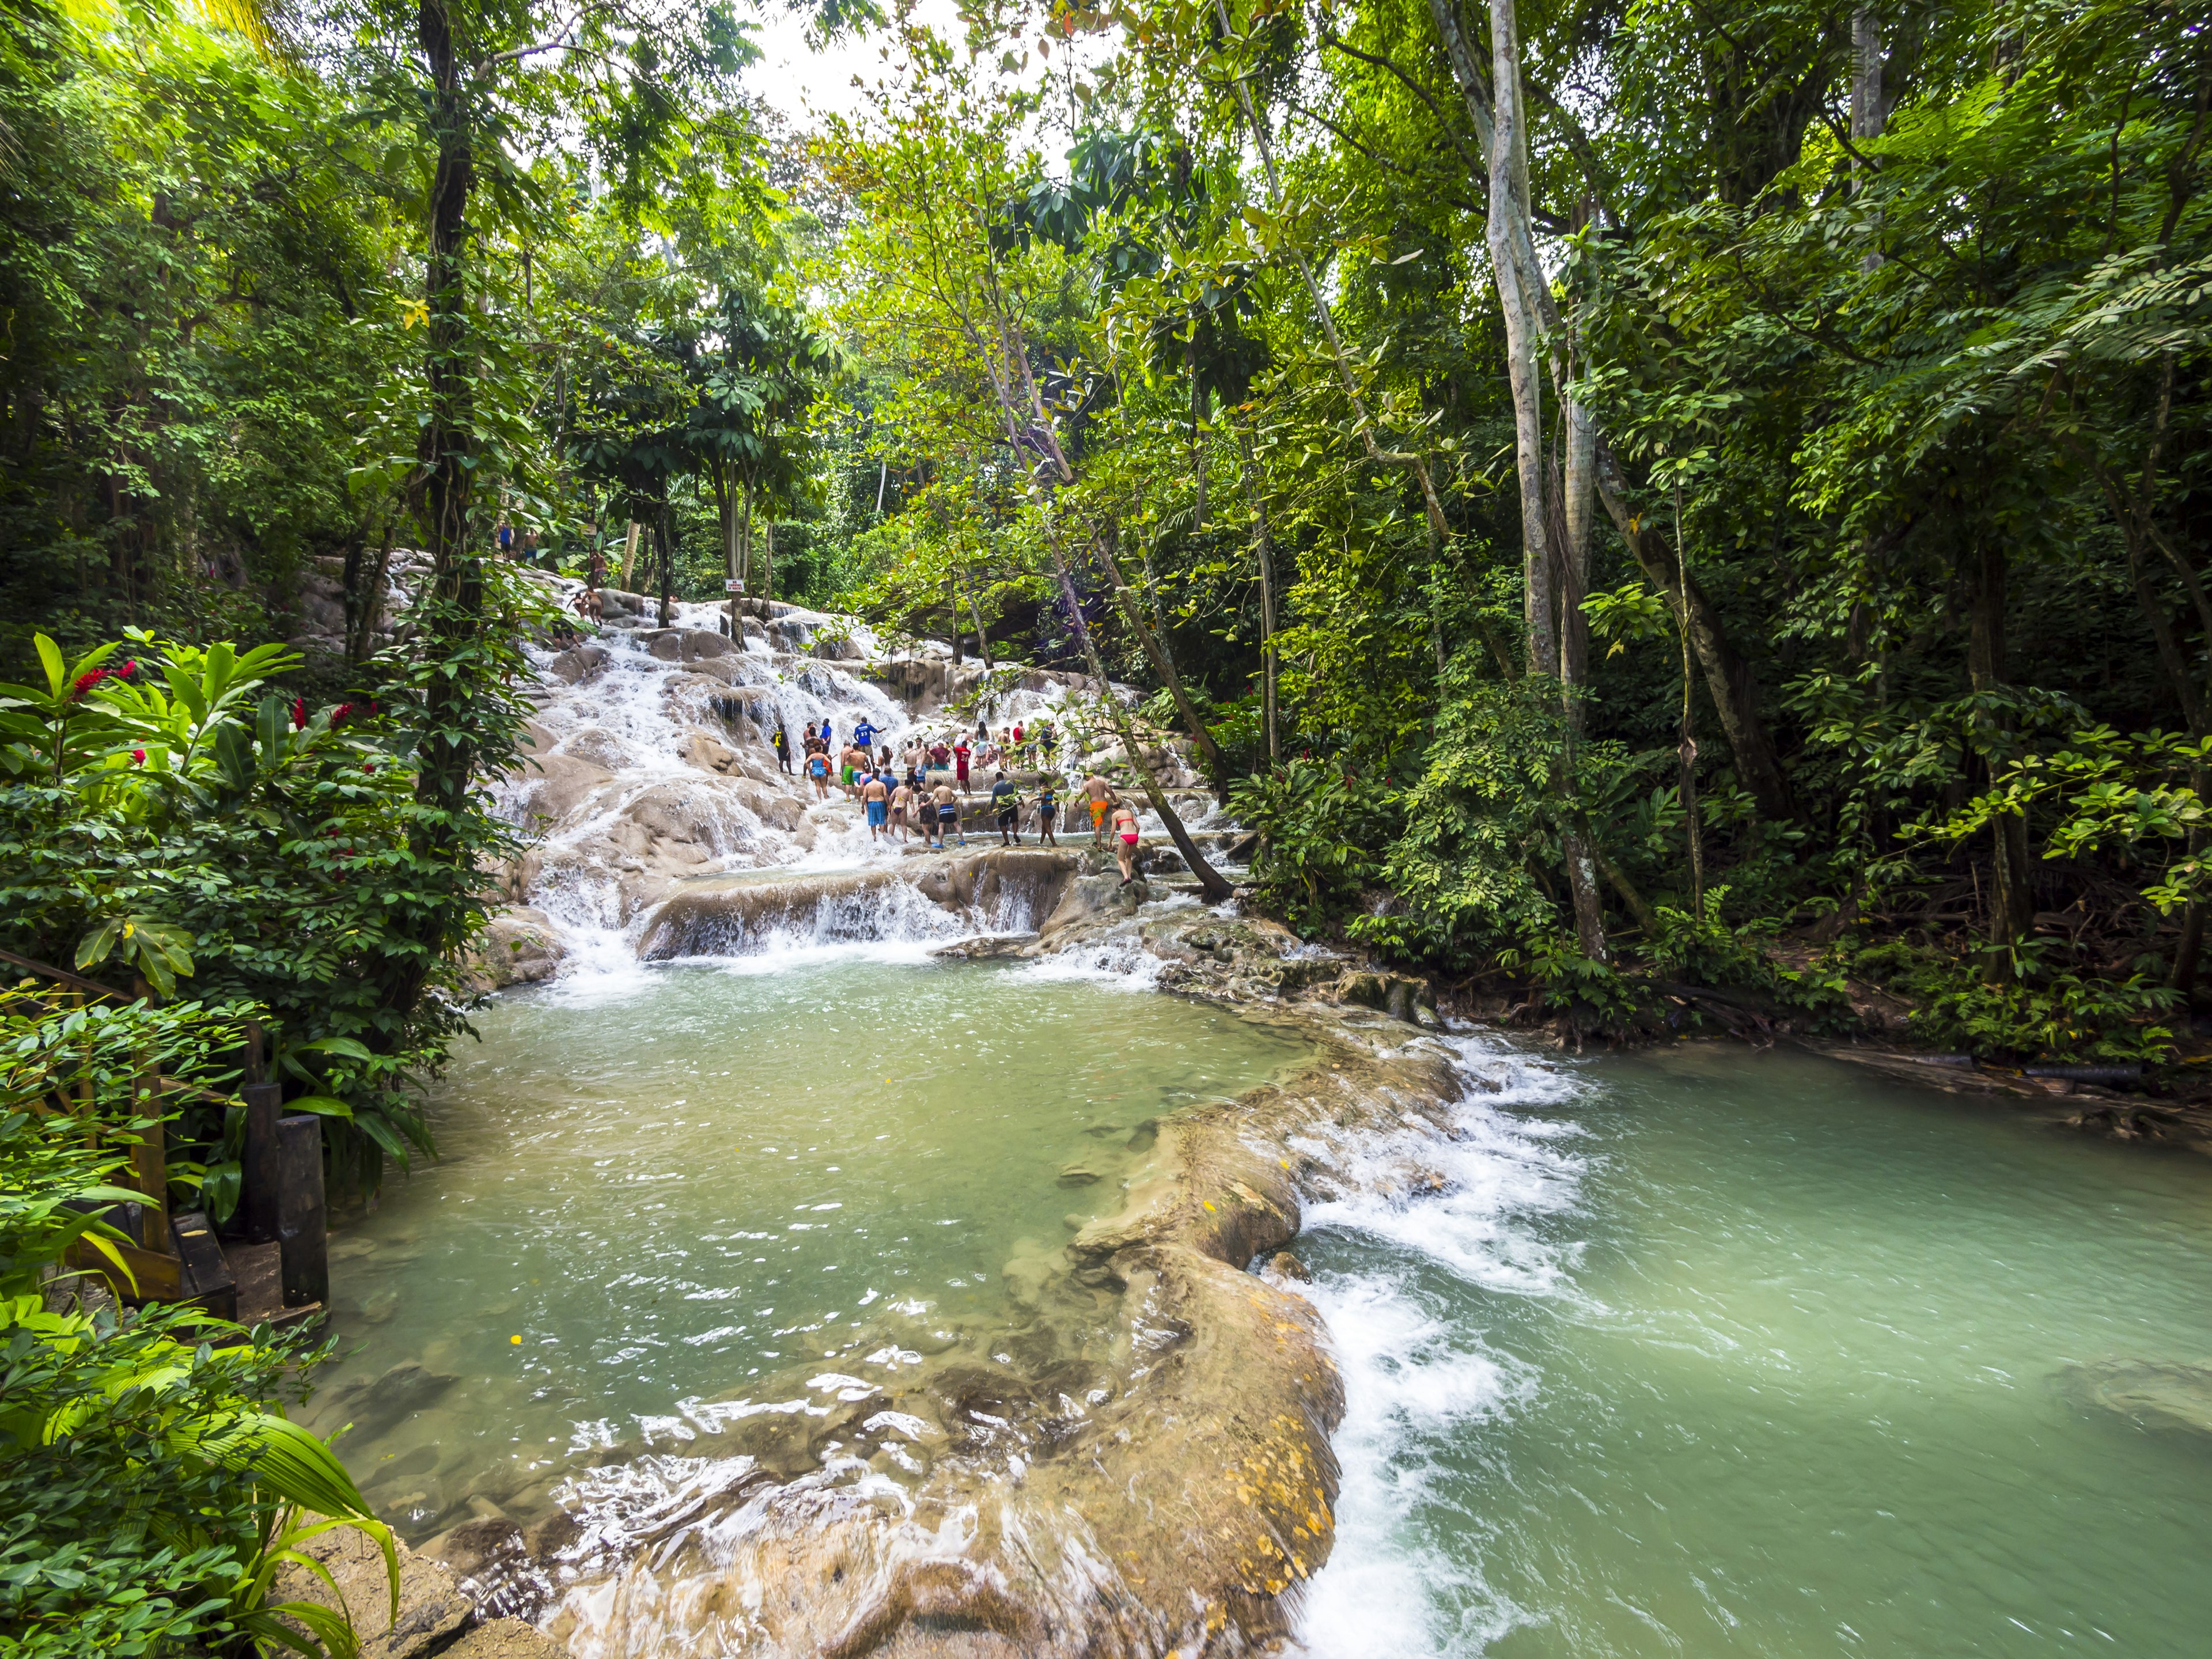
[806,745,832,801]
[990,772,1021,846]
[862,770,891,842]
[771,725,791,774]
[852,717,878,755]
[1084,771,1113,847]
[1034,777,1059,846]
[889,777,913,842]
[1112,800,1143,886]
[953,736,972,793]
[931,779,964,849]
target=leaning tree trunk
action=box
[1049,525,1234,903]
[1089,526,1225,781]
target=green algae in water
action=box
[301,955,1309,1536]
[1293,1038,2212,1658]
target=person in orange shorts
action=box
[1084,770,1112,846]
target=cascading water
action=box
[1279,1038,2212,1657]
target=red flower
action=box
[330,702,354,725]
[131,748,146,765]
[120,659,137,677]
[291,697,306,730]
[362,761,376,774]
[69,669,108,701]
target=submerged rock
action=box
[2059,1359,2212,1435]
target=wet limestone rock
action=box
[544,642,609,684]
[441,1619,565,1659]
[506,753,616,836]
[462,908,565,993]
[272,1525,472,1659]
[643,626,736,664]
[1333,969,1440,1027]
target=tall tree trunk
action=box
[1048,522,1234,902]
[1190,356,1208,528]
[762,519,774,607]
[1558,397,1607,957]
[1965,541,2035,945]
[408,0,482,870]
[948,566,961,665]
[1429,0,1791,823]
[1238,430,1280,763]
[1486,0,1555,677]
[719,473,741,638]
[656,501,673,627]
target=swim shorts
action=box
[997,809,1016,828]
[938,804,959,823]
[1090,800,1108,825]
[867,801,888,827]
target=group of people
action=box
[772,713,1146,881]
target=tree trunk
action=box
[1238,430,1280,763]
[1088,527,1225,781]
[656,501,672,627]
[1589,437,1794,821]
[408,0,482,850]
[719,473,741,638]
[1965,540,2035,945]
[1486,0,1556,677]
[762,519,774,607]
[948,567,961,665]
[1048,525,1233,902]
[1190,355,1208,529]
[963,567,995,668]
[1557,397,1607,959]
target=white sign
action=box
[724,578,745,593]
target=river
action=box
[1293,1037,2212,1657]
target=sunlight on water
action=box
[1292,1038,2212,1658]
[302,956,1308,1541]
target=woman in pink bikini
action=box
[1111,800,1142,885]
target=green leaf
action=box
[281,1095,354,1120]
[34,633,65,699]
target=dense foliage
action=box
[0,996,392,1657]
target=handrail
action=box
[0,946,132,1002]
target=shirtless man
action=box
[840,743,865,796]
[861,769,891,842]
[1084,771,1114,847]
[889,777,913,842]
[930,779,964,850]
[1111,800,1143,885]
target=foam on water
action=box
[1286,1034,1588,1658]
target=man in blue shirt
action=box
[851,717,877,753]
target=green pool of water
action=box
[1293,1038,2212,1657]
[300,954,1309,1538]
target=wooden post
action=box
[275,1115,328,1309]
[238,1021,281,1243]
